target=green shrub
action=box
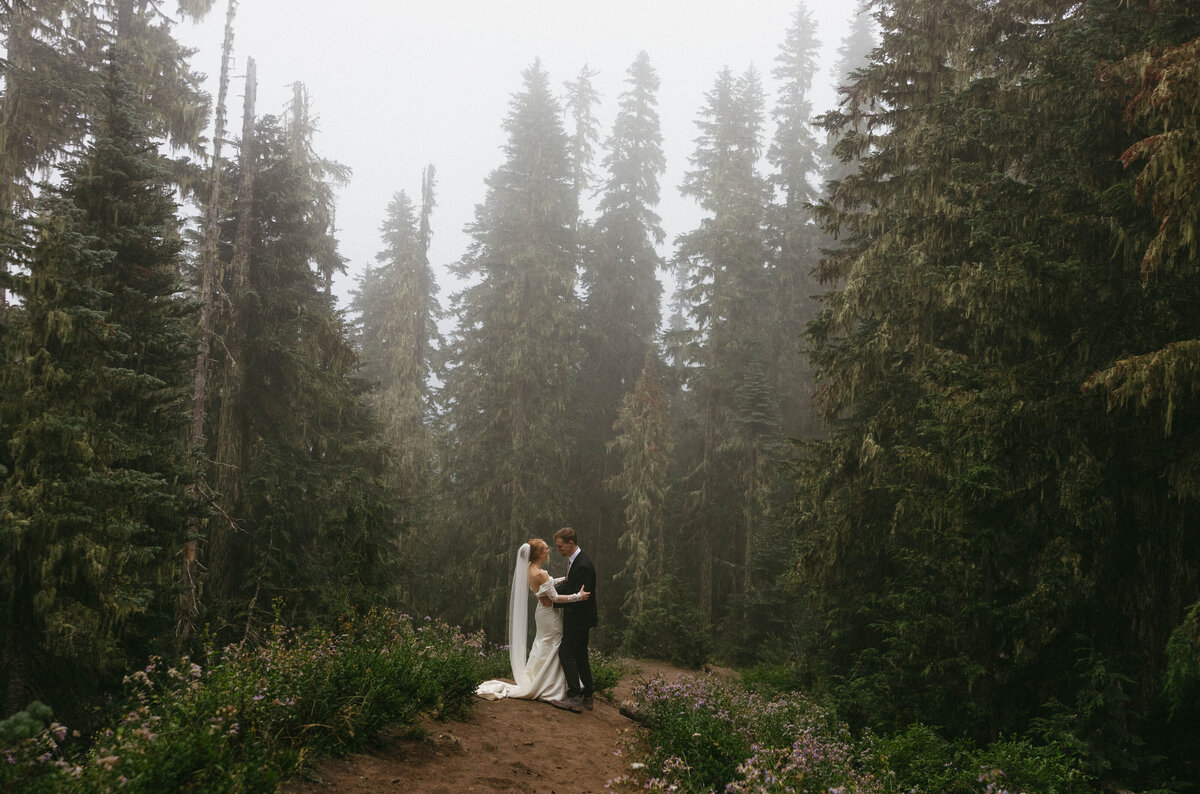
[872,722,1094,794]
[740,661,809,696]
[0,701,53,744]
[619,677,1093,794]
[2,609,493,792]
[619,672,885,793]
[621,576,710,668]
[590,649,627,699]
[0,701,72,793]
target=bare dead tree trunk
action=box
[207,56,256,610]
[415,165,437,381]
[178,0,238,646]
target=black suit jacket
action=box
[557,550,597,630]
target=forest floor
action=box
[282,658,720,794]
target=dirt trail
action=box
[283,659,703,794]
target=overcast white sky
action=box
[174,1,860,310]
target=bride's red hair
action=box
[527,538,548,563]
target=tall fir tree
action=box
[0,46,195,713]
[821,1,876,188]
[1084,13,1200,775]
[673,66,772,626]
[797,0,1200,780]
[0,0,212,307]
[349,170,442,610]
[441,60,581,636]
[200,92,396,639]
[606,353,673,619]
[563,65,601,214]
[573,51,667,617]
[767,1,825,441]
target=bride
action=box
[476,539,589,701]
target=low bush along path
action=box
[283,659,701,794]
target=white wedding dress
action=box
[476,578,568,702]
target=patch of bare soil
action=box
[283,659,717,794]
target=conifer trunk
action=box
[208,56,257,608]
[699,396,716,622]
[3,571,32,714]
[179,0,238,645]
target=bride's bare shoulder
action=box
[530,568,550,585]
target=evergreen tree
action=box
[0,0,211,307]
[573,51,667,615]
[767,2,825,440]
[797,0,1200,780]
[563,65,601,211]
[441,60,581,636]
[673,66,772,625]
[0,47,195,713]
[201,93,396,638]
[349,170,442,609]
[1084,19,1200,777]
[352,179,441,487]
[821,1,876,187]
[606,353,673,619]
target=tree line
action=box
[1,0,1198,787]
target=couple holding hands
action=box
[476,527,597,712]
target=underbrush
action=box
[614,671,1095,794]
[1,609,492,792]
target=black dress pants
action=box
[558,626,592,698]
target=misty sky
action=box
[174,1,860,309]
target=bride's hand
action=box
[578,587,590,600]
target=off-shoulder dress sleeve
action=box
[536,579,581,603]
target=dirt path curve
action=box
[283,659,701,794]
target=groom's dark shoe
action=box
[550,697,582,713]
[582,695,594,711]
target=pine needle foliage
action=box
[794,0,1200,781]
[349,174,442,613]
[606,353,673,618]
[572,52,667,613]
[441,61,581,636]
[200,108,398,640]
[0,47,195,714]
[673,65,774,626]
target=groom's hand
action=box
[539,595,552,607]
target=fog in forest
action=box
[3,1,1199,790]
[173,0,855,308]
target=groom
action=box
[547,526,597,713]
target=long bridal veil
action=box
[508,542,531,687]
